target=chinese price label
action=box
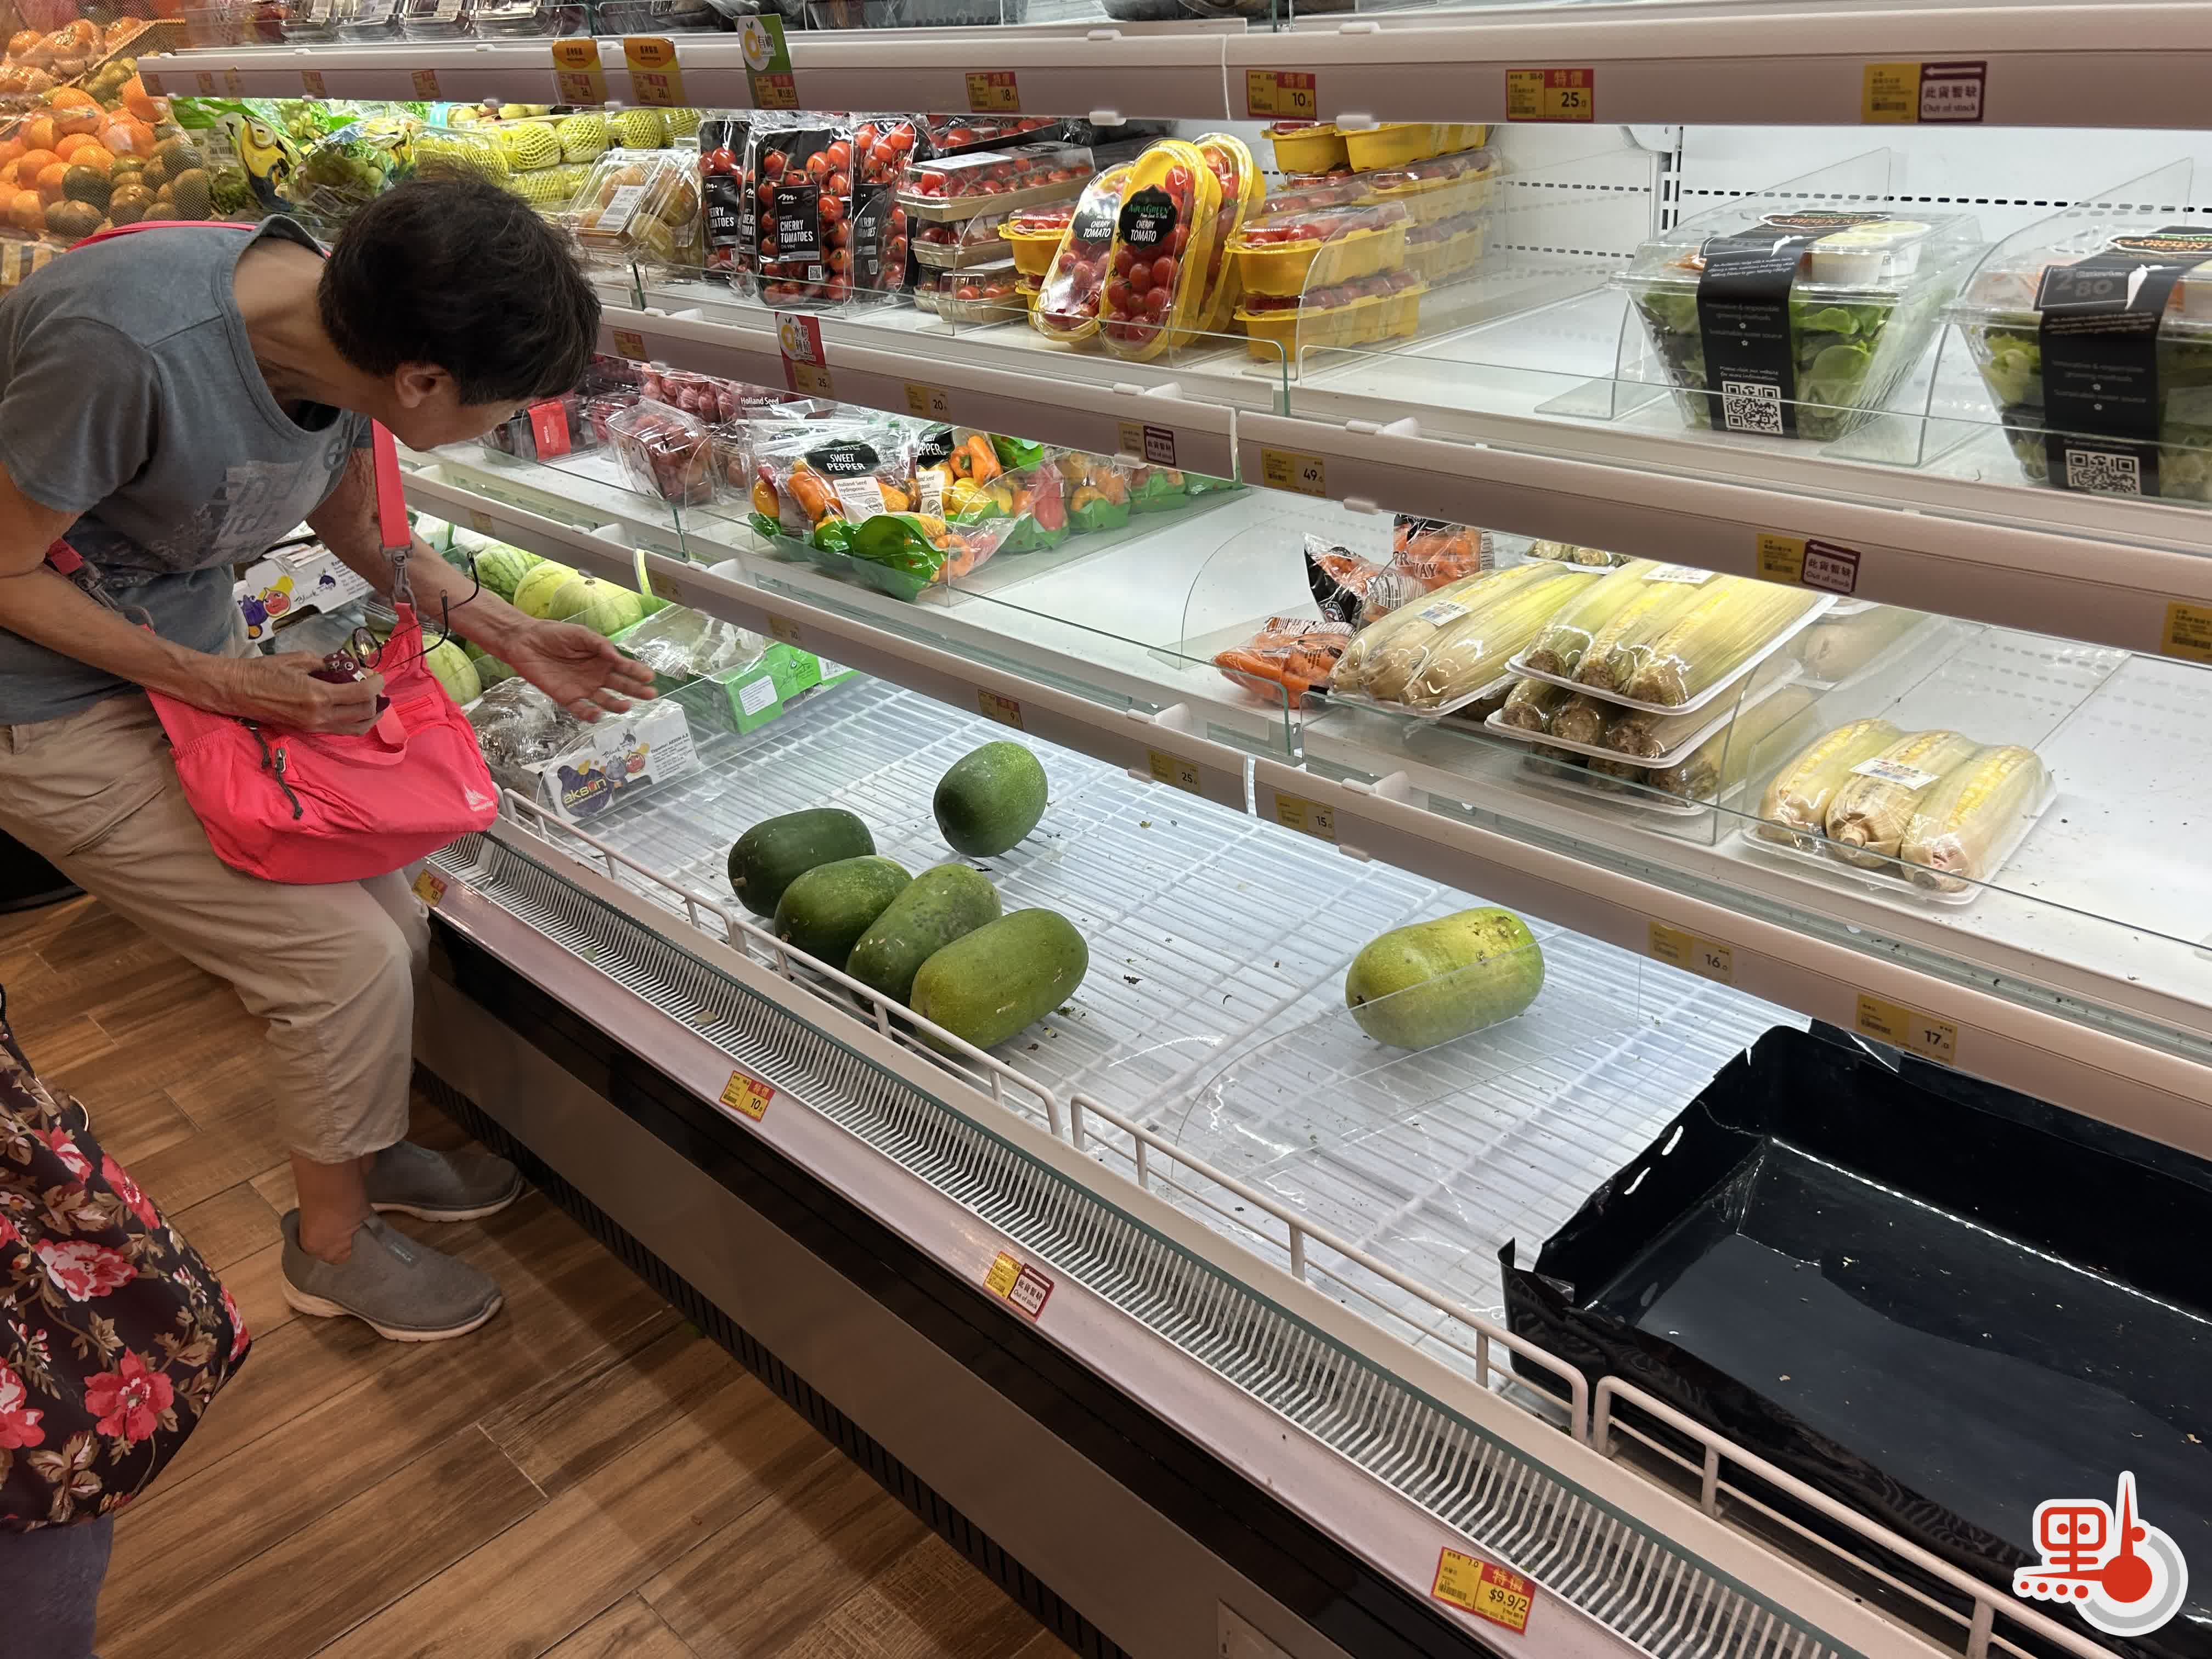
[719,1069,774,1121]
[977,690,1025,730]
[300,69,328,97]
[768,616,803,646]
[1863,59,1985,123]
[904,382,954,419]
[1755,531,1862,596]
[1272,792,1336,843]
[1244,70,1317,120]
[410,67,440,99]
[1505,67,1593,122]
[965,70,1019,114]
[1647,922,1735,986]
[984,1251,1053,1318]
[1147,749,1201,795]
[550,38,607,105]
[1432,1549,1536,1634]
[139,69,166,95]
[1259,448,1327,498]
[610,327,647,360]
[741,14,799,108]
[2163,601,2212,664]
[411,871,449,908]
[1855,993,1960,1066]
[1117,420,1178,467]
[623,36,686,106]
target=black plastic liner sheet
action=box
[1503,1024,2210,1659]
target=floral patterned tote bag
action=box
[0,995,250,1528]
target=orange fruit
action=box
[119,77,159,122]
[21,115,54,154]
[7,189,42,233]
[12,148,57,180]
[7,29,38,55]
[61,143,108,176]
[99,118,153,157]
[0,137,23,171]
[53,132,98,161]
[48,87,95,111]
[34,161,69,204]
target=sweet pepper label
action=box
[1695,211,1889,438]
[2036,226,2212,497]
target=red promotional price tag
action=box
[1432,1549,1536,1634]
[719,1069,774,1121]
[964,70,1019,113]
[1505,66,1593,121]
[1244,69,1316,119]
[775,312,832,397]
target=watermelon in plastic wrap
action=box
[423,639,483,706]
[472,542,541,601]
[544,575,646,637]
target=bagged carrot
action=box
[1214,615,1352,702]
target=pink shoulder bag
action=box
[47,221,500,883]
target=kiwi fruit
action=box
[169,167,210,219]
[61,166,109,208]
[43,199,101,239]
[106,184,151,225]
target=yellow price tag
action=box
[1260,448,1327,498]
[139,69,166,95]
[623,36,686,106]
[1272,793,1336,842]
[904,382,953,419]
[1855,994,1959,1066]
[768,616,803,646]
[1647,922,1735,986]
[1755,531,1861,596]
[610,328,647,360]
[412,871,448,908]
[1244,70,1317,120]
[977,690,1025,730]
[1431,1549,1536,1634]
[983,1252,1023,1296]
[410,67,440,98]
[551,38,607,105]
[300,69,328,97]
[1505,66,1594,122]
[2162,601,2212,664]
[193,70,217,94]
[223,67,244,95]
[965,70,1020,113]
[1147,749,1201,795]
[752,70,800,110]
[466,509,496,535]
[719,1070,774,1121]
[1863,59,1985,123]
[787,362,834,398]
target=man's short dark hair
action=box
[320,172,600,405]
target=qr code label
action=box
[2064,448,2143,495]
[1720,380,1785,435]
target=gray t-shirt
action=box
[0,216,371,723]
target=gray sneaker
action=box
[280,1211,504,1342]
[365,1140,524,1222]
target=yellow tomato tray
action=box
[1367,151,1502,226]
[1235,280,1425,362]
[1232,216,1411,298]
[1405,216,1489,285]
[1004,220,1066,278]
[1262,122,1348,174]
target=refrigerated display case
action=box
[85,12,2212,1659]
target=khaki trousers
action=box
[0,675,426,1165]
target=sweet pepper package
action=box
[845,512,1020,592]
[752,418,918,544]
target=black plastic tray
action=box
[1503,1024,2211,1659]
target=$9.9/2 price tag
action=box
[1505,66,1593,122]
[1260,448,1327,498]
[1432,1549,1536,1634]
[1244,70,1316,119]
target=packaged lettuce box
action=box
[1950,214,2212,501]
[1617,206,1982,443]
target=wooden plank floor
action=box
[1,894,1072,1659]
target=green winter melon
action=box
[910,909,1087,1051]
[847,864,1001,1005]
[727,808,874,917]
[774,856,911,970]
[423,639,483,705]
[543,574,646,636]
[510,560,579,619]
[933,741,1048,857]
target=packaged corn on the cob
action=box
[1497,676,1573,731]
[1398,563,1592,709]
[1551,692,1620,748]
[1645,686,1819,801]
[1520,560,1658,678]
[1825,729,1983,868]
[1355,562,1567,704]
[1756,718,1903,846]
[1526,540,1622,566]
[1621,577,1825,707]
[1900,744,2049,893]
[1572,573,1712,692]
[1330,568,1493,695]
[1795,606,1926,683]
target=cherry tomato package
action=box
[699,114,751,285]
[757,120,862,309]
[1099,139,1224,361]
[846,116,917,298]
[1193,133,1265,335]
[1030,162,1131,348]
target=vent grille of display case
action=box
[431,827,1847,1659]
